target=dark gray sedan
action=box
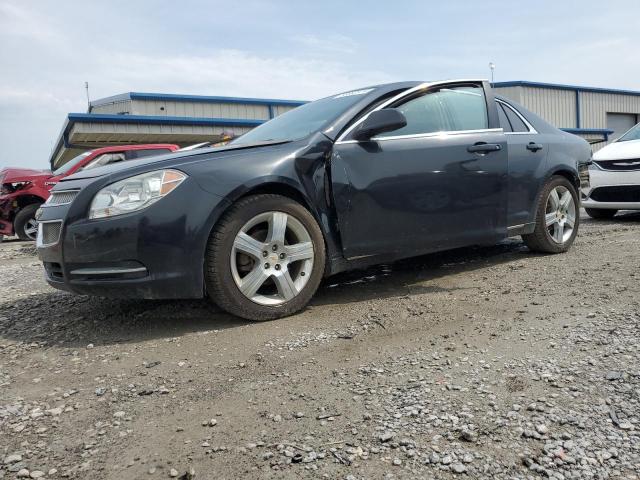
[37,80,591,320]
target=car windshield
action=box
[618,123,640,142]
[52,151,92,176]
[231,88,377,144]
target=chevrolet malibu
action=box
[37,80,591,320]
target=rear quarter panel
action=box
[510,102,591,224]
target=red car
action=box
[0,144,178,240]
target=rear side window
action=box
[377,84,488,137]
[497,103,512,132]
[500,102,530,133]
[126,149,173,160]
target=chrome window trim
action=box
[36,220,63,248]
[496,99,538,135]
[335,78,488,143]
[335,128,503,145]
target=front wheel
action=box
[14,204,40,241]
[585,208,617,220]
[522,176,579,253]
[205,194,326,321]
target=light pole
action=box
[85,81,91,111]
[489,62,495,84]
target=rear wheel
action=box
[522,176,579,253]
[205,194,326,321]
[14,204,40,241]
[585,208,617,220]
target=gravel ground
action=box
[1,212,639,480]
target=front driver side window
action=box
[377,85,488,138]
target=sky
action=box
[1,0,639,169]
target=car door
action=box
[331,81,508,260]
[496,99,549,229]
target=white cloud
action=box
[97,49,390,100]
[0,87,77,111]
[291,33,358,55]
[0,2,62,44]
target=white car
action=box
[583,122,640,218]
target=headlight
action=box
[3,181,31,193]
[89,169,186,219]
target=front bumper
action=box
[37,176,230,299]
[581,167,640,210]
[0,195,16,236]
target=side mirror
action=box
[354,109,407,141]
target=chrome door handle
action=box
[467,143,501,153]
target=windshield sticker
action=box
[333,88,374,99]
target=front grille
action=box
[39,221,63,246]
[590,186,640,203]
[47,190,79,206]
[594,159,640,171]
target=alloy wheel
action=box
[545,185,576,244]
[230,211,314,306]
[24,219,38,240]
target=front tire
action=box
[14,204,40,241]
[522,176,579,253]
[585,208,617,220]
[205,194,326,321]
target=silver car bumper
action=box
[582,167,640,210]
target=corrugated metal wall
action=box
[494,86,522,104]
[272,105,298,117]
[498,86,577,128]
[91,100,132,115]
[128,100,299,120]
[130,100,271,120]
[580,92,640,129]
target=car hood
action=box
[593,138,640,161]
[62,139,292,181]
[0,167,52,183]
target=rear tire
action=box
[205,194,326,321]
[14,204,40,241]
[585,208,617,220]
[522,176,579,254]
